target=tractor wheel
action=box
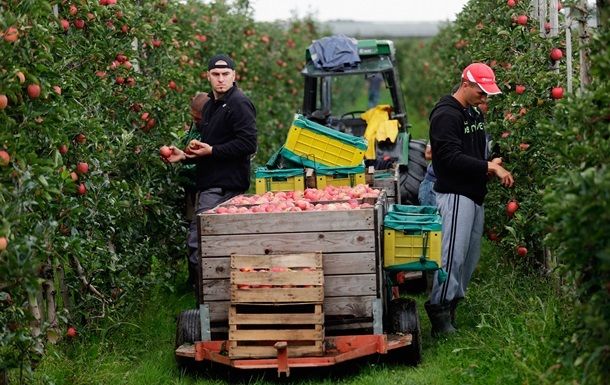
[398,139,427,205]
[175,309,201,370]
[388,297,422,365]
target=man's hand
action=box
[163,146,187,163]
[186,139,213,157]
[488,160,514,188]
[487,157,503,176]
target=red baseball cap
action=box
[462,63,501,95]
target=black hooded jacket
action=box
[429,95,488,205]
[192,85,257,192]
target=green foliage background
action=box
[0,0,318,377]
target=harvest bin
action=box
[315,165,366,189]
[383,205,442,270]
[280,115,368,168]
[255,167,306,194]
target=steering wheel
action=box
[340,110,366,119]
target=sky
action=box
[250,0,471,22]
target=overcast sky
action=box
[250,0,471,22]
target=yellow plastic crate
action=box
[316,171,366,189]
[281,116,368,168]
[383,229,442,268]
[255,168,305,194]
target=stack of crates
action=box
[383,205,442,270]
[228,252,325,359]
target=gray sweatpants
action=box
[187,188,243,266]
[429,193,485,305]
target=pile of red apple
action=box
[207,184,381,214]
[236,266,317,290]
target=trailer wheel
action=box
[389,298,422,365]
[175,309,201,370]
[398,139,427,205]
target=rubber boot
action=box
[449,297,463,329]
[425,301,457,337]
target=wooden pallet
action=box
[229,253,325,359]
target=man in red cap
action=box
[425,63,514,336]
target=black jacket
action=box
[192,85,257,192]
[429,95,488,205]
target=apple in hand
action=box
[159,145,172,158]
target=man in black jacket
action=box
[167,54,257,295]
[425,63,513,336]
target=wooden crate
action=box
[229,253,324,359]
[199,192,386,334]
[230,253,324,304]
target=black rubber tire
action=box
[175,309,201,370]
[176,309,201,347]
[399,139,427,205]
[388,298,422,365]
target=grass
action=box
[28,241,579,385]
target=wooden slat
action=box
[201,231,375,257]
[231,270,323,286]
[231,252,323,269]
[203,252,375,279]
[229,311,324,325]
[228,345,322,359]
[208,296,375,322]
[231,286,323,303]
[200,209,374,235]
[230,329,322,341]
[204,274,376,301]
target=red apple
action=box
[550,48,563,61]
[74,19,85,29]
[516,15,528,26]
[0,150,10,166]
[75,133,86,144]
[519,143,530,151]
[145,118,156,130]
[70,172,78,182]
[0,94,7,109]
[544,22,552,33]
[69,5,78,15]
[517,246,528,257]
[58,144,68,155]
[0,237,7,251]
[159,146,172,158]
[3,26,19,43]
[53,85,62,95]
[140,112,150,121]
[507,0,516,7]
[515,84,526,94]
[506,200,519,217]
[551,87,564,100]
[121,24,129,33]
[76,162,89,174]
[60,19,70,31]
[66,327,77,338]
[168,80,177,90]
[487,231,499,242]
[27,84,41,99]
[77,183,86,195]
